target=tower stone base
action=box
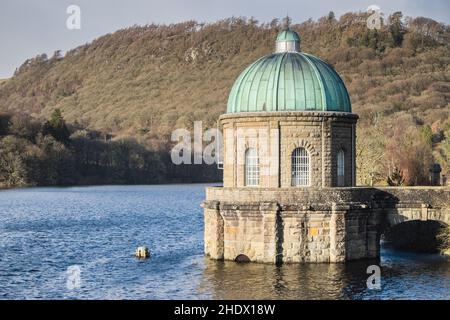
[202,187,450,263]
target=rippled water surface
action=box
[0,185,449,299]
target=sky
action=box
[0,0,449,78]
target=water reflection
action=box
[199,258,383,300]
[199,246,450,300]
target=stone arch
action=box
[291,139,317,156]
[244,140,258,151]
[235,254,251,263]
[385,210,450,230]
[373,207,449,252]
[334,142,347,153]
[242,137,266,165]
[381,216,449,254]
[239,126,270,152]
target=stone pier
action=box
[202,187,450,263]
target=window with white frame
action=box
[337,149,345,187]
[245,148,259,186]
[291,147,310,186]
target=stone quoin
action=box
[202,26,450,263]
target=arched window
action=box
[337,149,345,187]
[245,148,259,186]
[291,147,310,186]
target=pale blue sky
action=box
[0,0,449,78]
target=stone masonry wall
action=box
[331,123,355,187]
[220,112,358,188]
[203,187,450,263]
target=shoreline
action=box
[0,181,223,191]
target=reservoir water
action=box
[0,184,449,299]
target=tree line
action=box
[0,109,220,188]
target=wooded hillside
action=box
[0,11,449,187]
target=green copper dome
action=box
[276,29,301,42]
[227,30,351,113]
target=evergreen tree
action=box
[389,11,405,47]
[328,11,336,22]
[42,109,70,144]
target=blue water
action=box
[0,184,449,300]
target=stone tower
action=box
[202,28,450,264]
[223,27,357,189]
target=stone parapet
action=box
[206,186,450,208]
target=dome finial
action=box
[282,15,291,30]
[276,16,300,53]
